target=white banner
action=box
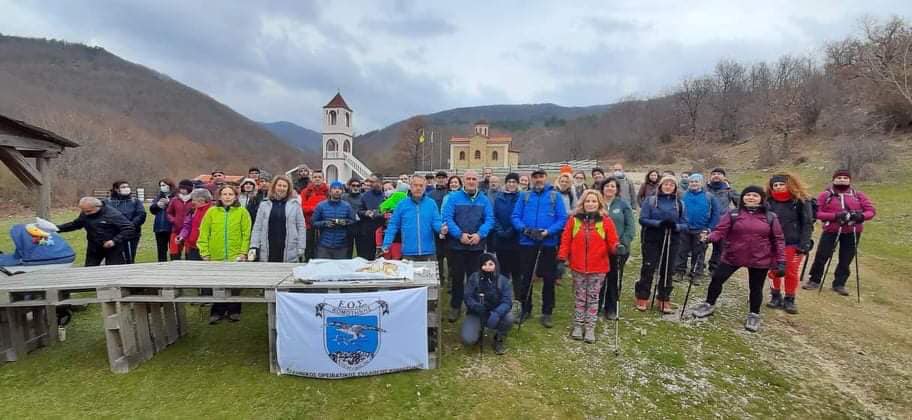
[276,287,429,378]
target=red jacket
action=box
[182,203,211,250]
[816,186,876,234]
[300,183,329,226]
[558,213,619,274]
[166,197,193,234]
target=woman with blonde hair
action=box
[198,184,252,323]
[249,175,307,263]
[557,189,619,342]
[556,173,575,213]
[764,172,814,314]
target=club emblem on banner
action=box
[316,299,390,370]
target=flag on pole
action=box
[418,128,426,144]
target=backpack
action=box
[728,208,776,238]
[571,216,608,239]
[522,189,559,214]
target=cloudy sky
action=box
[2,1,911,132]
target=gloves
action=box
[485,312,501,330]
[835,211,850,224]
[660,219,676,230]
[524,228,544,241]
[775,262,786,278]
[850,212,865,223]
[798,240,814,254]
[615,243,628,255]
[556,260,568,277]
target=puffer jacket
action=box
[511,185,568,247]
[300,183,328,227]
[57,203,136,246]
[105,194,147,234]
[768,195,813,247]
[382,195,442,256]
[149,192,174,233]
[682,189,722,231]
[443,189,495,252]
[640,193,688,235]
[464,269,513,317]
[708,207,785,269]
[249,197,307,262]
[558,213,619,274]
[706,181,739,209]
[197,204,252,261]
[166,195,193,235]
[179,203,211,250]
[492,190,520,251]
[816,186,876,234]
[312,198,356,249]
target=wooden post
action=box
[36,157,51,219]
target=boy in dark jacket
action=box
[461,253,514,355]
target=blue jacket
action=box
[510,185,568,247]
[442,189,494,252]
[682,189,722,231]
[640,193,689,233]
[382,195,442,256]
[312,198,356,249]
[464,272,513,317]
[149,192,173,233]
[493,190,520,251]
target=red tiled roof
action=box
[323,93,352,111]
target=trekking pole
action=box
[662,229,673,308]
[853,225,861,304]
[818,237,839,295]
[650,229,669,310]
[479,293,485,359]
[518,244,543,330]
[680,231,706,320]
[615,262,624,356]
[798,239,813,283]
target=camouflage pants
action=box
[573,271,605,327]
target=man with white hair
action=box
[57,197,137,266]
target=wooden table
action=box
[0,260,439,374]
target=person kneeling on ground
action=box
[461,253,513,355]
[557,190,619,343]
[691,186,785,332]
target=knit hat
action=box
[435,170,448,178]
[330,181,345,190]
[559,164,573,175]
[770,175,788,185]
[711,167,726,176]
[505,172,520,183]
[832,169,851,180]
[688,173,704,184]
[531,168,547,177]
[740,185,767,204]
[479,253,499,273]
[240,178,256,187]
[658,175,677,189]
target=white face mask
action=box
[160,185,170,193]
[613,170,624,178]
[119,187,131,196]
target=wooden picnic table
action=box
[0,260,439,374]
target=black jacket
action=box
[768,198,813,248]
[58,204,137,247]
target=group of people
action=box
[56,163,875,353]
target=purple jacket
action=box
[816,187,876,234]
[708,208,785,269]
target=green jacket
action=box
[198,205,252,261]
[606,197,636,254]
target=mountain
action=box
[0,35,319,204]
[260,121,322,153]
[354,103,614,173]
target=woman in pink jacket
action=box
[803,169,876,295]
[691,186,785,332]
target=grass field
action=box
[1,146,910,418]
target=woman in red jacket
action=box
[691,186,785,332]
[558,190,619,343]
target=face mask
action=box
[613,171,624,178]
[119,187,131,196]
[384,190,393,198]
[179,193,190,201]
[160,185,170,193]
[574,179,584,186]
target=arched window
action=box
[345,112,351,127]
[492,151,499,161]
[326,164,339,182]
[329,110,337,125]
[474,150,482,160]
[459,151,466,161]
[326,139,338,152]
[343,139,351,153]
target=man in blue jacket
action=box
[382,175,447,261]
[511,169,568,328]
[442,170,495,322]
[675,173,722,285]
[312,181,357,259]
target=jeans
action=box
[460,312,514,345]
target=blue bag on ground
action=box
[0,224,76,267]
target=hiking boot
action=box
[783,296,799,314]
[692,302,715,318]
[767,291,783,309]
[604,312,618,321]
[518,311,531,325]
[833,286,850,296]
[658,300,674,314]
[802,281,820,290]
[635,298,648,311]
[540,314,554,328]
[208,314,222,325]
[583,326,596,343]
[493,335,506,355]
[673,272,685,283]
[227,313,241,322]
[447,307,461,323]
[744,312,762,332]
[570,325,583,340]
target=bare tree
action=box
[394,116,427,172]
[676,77,713,141]
[711,59,749,142]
